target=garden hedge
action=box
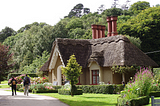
[149,91,160,97]
[33,90,58,93]
[76,85,124,94]
[58,89,83,95]
[117,96,149,106]
[16,84,124,94]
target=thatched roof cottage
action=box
[40,16,158,85]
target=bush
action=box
[30,83,62,93]
[30,77,49,84]
[35,90,58,93]
[114,84,125,94]
[16,84,23,90]
[117,96,149,106]
[76,85,114,94]
[130,96,149,106]
[149,91,160,97]
[58,89,83,95]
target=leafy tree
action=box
[17,22,47,33]
[118,6,160,65]
[102,8,123,16]
[61,54,82,96]
[21,51,50,74]
[83,8,90,15]
[68,3,84,18]
[66,18,83,30]
[0,27,17,43]
[82,28,92,39]
[13,24,54,72]
[125,35,142,49]
[68,28,85,39]
[81,12,101,29]
[0,43,14,82]
[52,19,69,38]
[129,1,150,15]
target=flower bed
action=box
[117,67,155,106]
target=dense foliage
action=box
[119,67,154,105]
[61,54,82,96]
[0,43,14,82]
[118,6,160,65]
[1,1,160,74]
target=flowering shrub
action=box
[30,77,49,84]
[119,67,154,105]
[134,67,153,96]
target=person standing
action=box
[11,76,17,96]
[23,74,30,96]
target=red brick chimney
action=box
[111,16,118,36]
[107,16,112,37]
[107,16,118,37]
[91,24,97,39]
[91,24,106,39]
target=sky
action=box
[0,0,159,31]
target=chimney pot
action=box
[107,16,112,37]
[111,16,118,36]
[91,24,97,39]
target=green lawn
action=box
[0,80,10,89]
[1,80,8,84]
[39,93,119,106]
[39,93,160,106]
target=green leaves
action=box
[61,54,82,85]
[0,43,14,81]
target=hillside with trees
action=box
[0,1,160,74]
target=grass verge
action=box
[1,80,8,84]
[38,93,119,106]
[0,84,10,89]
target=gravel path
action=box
[0,88,69,106]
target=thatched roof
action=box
[39,61,49,71]
[48,35,158,69]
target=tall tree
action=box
[129,1,150,15]
[118,6,160,65]
[102,8,123,16]
[83,8,90,15]
[0,43,14,82]
[0,27,17,43]
[68,3,84,18]
[61,54,82,96]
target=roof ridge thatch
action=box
[46,35,158,71]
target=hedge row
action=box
[16,84,124,94]
[149,91,160,97]
[76,84,124,94]
[33,90,58,93]
[58,89,83,95]
[117,96,149,106]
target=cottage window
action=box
[92,70,99,85]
